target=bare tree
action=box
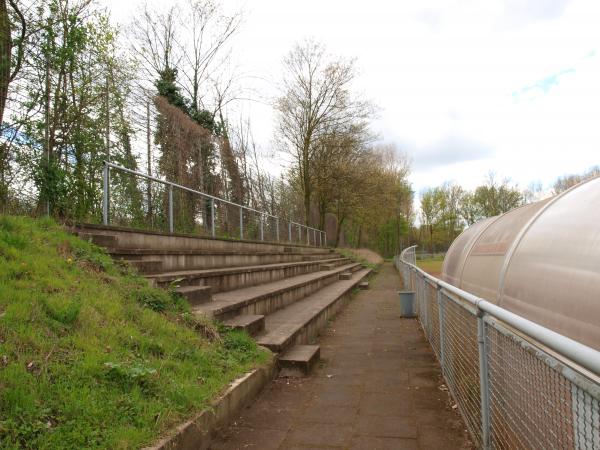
[130,3,181,82]
[552,166,600,194]
[179,0,240,113]
[275,39,371,225]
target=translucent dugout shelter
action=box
[442,176,600,350]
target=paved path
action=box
[212,262,472,450]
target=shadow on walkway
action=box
[212,262,472,450]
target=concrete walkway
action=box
[212,262,472,450]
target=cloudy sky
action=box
[104,0,600,195]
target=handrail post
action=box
[168,184,174,234]
[297,224,301,243]
[102,162,109,225]
[477,308,491,449]
[239,207,243,239]
[260,215,264,241]
[210,198,215,237]
[288,221,292,242]
[324,231,327,247]
[276,218,280,242]
[306,226,310,245]
[437,286,445,371]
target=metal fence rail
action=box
[395,246,600,449]
[102,161,326,246]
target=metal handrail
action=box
[102,161,326,246]
[398,245,600,375]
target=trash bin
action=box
[398,291,416,317]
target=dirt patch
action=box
[338,248,384,265]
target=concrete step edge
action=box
[278,344,321,377]
[176,285,213,306]
[256,268,372,352]
[194,263,361,317]
[145,258,351,283]
[107,248,337,257]
[223,314,266,336]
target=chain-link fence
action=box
[395,246,600,449]
[103,161,326,246]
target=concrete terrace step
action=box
[193,262,362,321]
[176,285,212,306]
[124,259,163,274]
[79,233,118,247]
[74,224,329,254]
[278,345,321,377]
[145,257,351,293]
[106,248,336,257]
[256,268,371,353]
[107,248,339,272]
[223,314,265,336]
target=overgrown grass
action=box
[417,256,444,275]
[0,215,269,449]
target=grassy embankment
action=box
[0,215,269,449]
[417,255,444,276]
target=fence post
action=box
[418,274,425,330]
[239,207,243,239]
[168,185,174,234]
[306,227,310,245]
[102,162,109,225]
[288,221,292,242]
[324,231,327,247]
[276,218,280,242]
[437,286,445,371]
[477,309,491,449]
[260,215,264,241]
[298,224,301,243]
[210,198,215,237]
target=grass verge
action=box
[0,215,269,449]
[416,255,444,276]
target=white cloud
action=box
[407,133,495,170]
[102,0,600,195]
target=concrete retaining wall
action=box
[145,353,277,450]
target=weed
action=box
[132,285,172,312]
[38,291,82,326]
[104,361,157,389]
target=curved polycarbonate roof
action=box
[442,176,600,350]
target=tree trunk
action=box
[334,215,345,247]
[302,140,310,225]
[0,0,10,128]
[318,198,326,230]
[429,225,435,254]
[303,183,310,226]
